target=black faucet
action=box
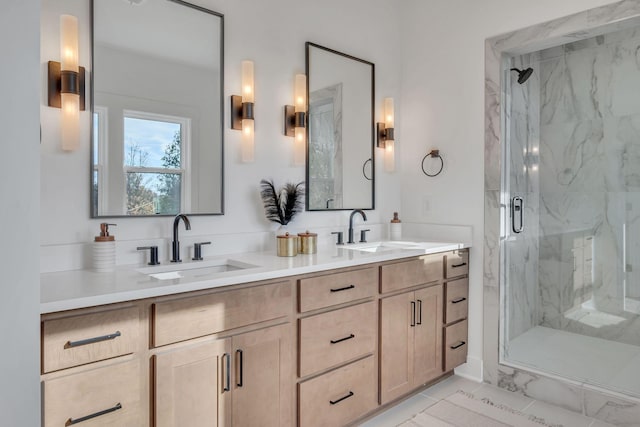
[348,209,367,244]
[171,214,191,262]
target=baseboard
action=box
[454,356,483,382]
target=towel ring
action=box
[362,158,372,181]
[421,150,444,177]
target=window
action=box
[123,111,190,215]
[92,106,108,215]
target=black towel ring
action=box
[421,150,444,177]
[362,158,372,181]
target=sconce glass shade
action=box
[294,74,306,113]
[294,127,305,165]
[60,15,78,72]
[60,14,79,151]
[242,60,254,103]
[61,93,80,151]
[384,97,394,131]
[241,118,254,162]
[384,140,395,172]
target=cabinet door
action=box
[154,338,231,427]
[380,291,415,404]
[413,285,443,386]
[231,324,293,427]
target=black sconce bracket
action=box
[47,61,86,110]
[376,122,394,148]
[283,105,306,136]
[231,95,254,130]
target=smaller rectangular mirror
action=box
[306,42,375,211]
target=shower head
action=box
[510,67,534,84]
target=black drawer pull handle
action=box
[330,391,354,405]
[450,341,466,350]
[66,402,122,425]
[330,284,355,293]
[451,297,467,304]
[222,353,230,392]
[410,301,416,327]
[330,334,355,344]
[451,262,467,268]
[65,331,121,349]
[236,349,244,387]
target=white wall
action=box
[40,0,403,270]
[397,0,622,380]
[0,0,41,424]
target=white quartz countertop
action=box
[40,240,470,314]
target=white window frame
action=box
[93,105,109,215]
[122,110,192,214]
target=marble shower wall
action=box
[537,25,640,343]
[485,2,640,424]
[505,53,541,341]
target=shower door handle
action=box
[511,196,524,233]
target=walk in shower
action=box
[501,21,640,398]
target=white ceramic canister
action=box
[93,223,116,272]
[390,212,402,241]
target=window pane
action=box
[93,113,99,165]
[126,172,182,215]
[124,117,181,169]
[92,170,99,215]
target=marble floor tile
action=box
[359,393,439,427]
[423,400,512,427]
[522,400,602,427]
[364,375,621,427]
[419,376,483,400]
[469,383,535,411]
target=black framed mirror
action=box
[91,0,224,217]
[305,42,375,211]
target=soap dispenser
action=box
[390,212,402,241]
[94,223,116,273]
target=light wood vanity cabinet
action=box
[297,267,378,426]
[380,283,443,404]
[443,249,470,374]
[154,323,292,427]
[152,281,294,427]
[41,248,469,426]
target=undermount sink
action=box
[137,259,259,280]
[342,241,424,253]
[342,241,462,253]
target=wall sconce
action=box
[284,74,307,165]
[376,98,395,172]
[231,60,255,162]
[47,14,85,151]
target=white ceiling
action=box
[93,0,221,70]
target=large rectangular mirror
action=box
[91,0,224,217]
[306,42,374,211]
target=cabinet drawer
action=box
[299,301,376,377]
[153,281,292,347]
[299,267,377,312]
[380,254,443,293]
[444,319,468,372]
[299,356,376,427]
[445,278,468,324]
[43,359,141,427]
[445,250,469,278]
[42,306,139,373]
